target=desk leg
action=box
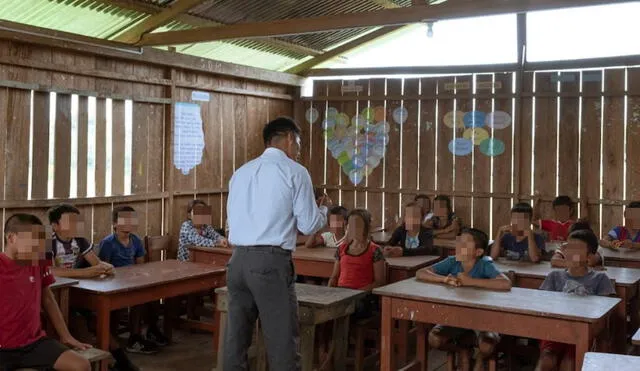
[415,324,428,371]
[300,324,316,371]
[216,311,227,371]
[397,320,409,366]
[575,325,591,371]
[333,316,350,371]
[163,298,176,342]
[381,297,395,371]
[96,300,111,371]
[615,286,628,353]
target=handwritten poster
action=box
[173,102,205,175]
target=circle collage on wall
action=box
[446,110,511,157]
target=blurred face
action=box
[434,200,448,218]
[115,211,138,234]
[563,239,590,268]
[328,214,345,234]
[9,225,47,264]
[455,233,481,262]
[554,204,572,222]
[347,215,367,242]
[191,204,212,227]
[625,208,640,229]
[404,206,422,230]
[53,212,84,240]
[510,212,531,235]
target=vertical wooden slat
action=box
[325,81,342,204]
[402,79,419,197]
[601,69,626,232]
[384,79,403,227]
[54,93,71,199]
[557,71,580,199]
[221,93,235,188]
[581,70,604,234]
[297,99,312,172]
[341,82,358,211]
[355,90,368,208]
[234,94,248,169]
[436,77,455,195]
[147,105,164,193]
[533,72,557,217]
[419,78,437,193]
[367,79,385,227]
[92,204,112,243]
[453,75,473,227]
[95,99,107,197]
[77,96,88,198]
[0,88,7,208]
[627,68,640,201]
[308,81,325,186]
[132,103,150,194]
[473,75,493,235]
[31,91,50,199]
[492,73,515,236]
[519,72,535,200]
[111,100,125,196]
[199,92,221,190]
[5,89,31,201]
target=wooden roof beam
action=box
[114,0,208,44]
[138,0,632,46]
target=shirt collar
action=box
[262,147,288,160]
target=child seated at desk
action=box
[534,195,586,242]
[0,213,91,371]
[47,204,141,371]
[551,220,603,269]
[600,201,640,250]
[328,208,386,319]
[177,199,228,262]
[537,229,615,371]
[98,206,168,354]
[425,195,461,239]
[384,201,436,257]
[416,228,511,371]
[305,205,348,248]
[491,203,545,263]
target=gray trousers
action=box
[223,245,301,371]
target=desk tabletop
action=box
[582,352,640,370]
[494,259,640,287]
[370,231,456,249]
[385,255,441,270]
[51,277,79,289]
[216,283,366,308]
[72,260,226,294]
[293,247,336,262]
[600,247,640,262]
[374,279,620,322]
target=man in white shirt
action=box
[225,117,328,371]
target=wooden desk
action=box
[601,247,640,269]
[51,277,79,325]
[494,259,640,352]
[374,279,620,371]
[370,231,456,255]
[215,284,366,371]
[70,260,225,369]
[582,352,640,370]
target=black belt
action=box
[233,245,292,255]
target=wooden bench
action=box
[17,348,112,371]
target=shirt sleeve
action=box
[596,274,616,296]
[98,240,112,263]
[481,260,501,279]
[181,222,217,248]
[292,169,327,235]
[607,227,619,240]
[432,257,453,276]
[535,233,546,251]
[388,226,404,247]
[77,238,93,256]
[133,236,145,259]
[203,225,223,243]
[540,220,552,232]
[539,272,558,291]
[372,246,384,262]
[41,262,55,288]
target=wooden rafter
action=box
[100,0,323,56]
[114,0,207,43]
[285,26,405,75]
[138,0,632,46]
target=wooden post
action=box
[164,68,176,236]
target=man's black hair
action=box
[328,206,349,221]
[263,116,301,147]
[627,201,640,209]
[568,229,599,255]
[48,204,80,224]
[552,195,574,208]
[112,206,136,223]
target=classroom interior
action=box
[1,0,640,370]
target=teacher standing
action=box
[224,117,328,370]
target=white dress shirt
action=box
[227,147,327,250]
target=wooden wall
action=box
[300,68,640,238]
[0,36,294,253]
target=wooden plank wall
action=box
[303,68,640,238]
[0,39,294,252]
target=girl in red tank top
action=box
[329,209,385,291]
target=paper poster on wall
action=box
[191,91,210,102]
[448,138,473,156]
[173,102,205,175]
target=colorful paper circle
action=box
[479,138,506,156]
[392,106,408,125]
[374,106,386,122]
[349,170,364,185]
[361,107,375,122]
[352,115,368,127]
[463,127,490,146]
[305,107,319,124]
[443,111,465,129]
[485,111,512,129]
[448,138,473,156]
[327,107,339,118]
[322,118,336,130]
[463,111,486,128]
[336,112,349,127]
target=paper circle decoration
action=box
[336,113,349,127]
[485,111,512,130]
[327,107,339,118]
[392,106,408,125]
[463,127,490,146]
[443,111,465,129]
[349,170,364,185]
[322,118,336,130]
[448,138,473,156]
[463,111,486,128]
[351,115,368,127]
[305,107,319,124]
[479,138,506,156]
[361,107,375,122]
[373,106,386,122]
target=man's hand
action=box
[218,238,230,248]
[61,336,92,351]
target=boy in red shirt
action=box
[534,195,587,242]
[0,213,91,371]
